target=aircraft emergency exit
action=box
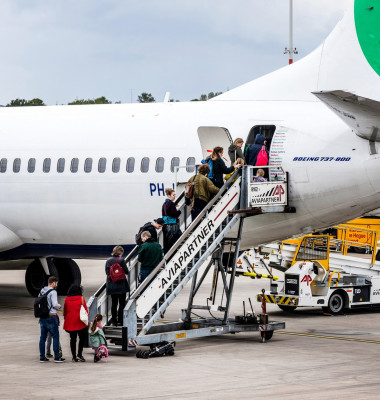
[1,0,380,296]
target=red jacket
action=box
[63,295,88,331]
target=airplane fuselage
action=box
[0,97,378,260]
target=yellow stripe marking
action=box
[276,331,380,344]
[0,315,32,319]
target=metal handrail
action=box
[91,189,188,300]
[130,167,242,299]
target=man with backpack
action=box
[187,163,219,221]
[135,218,164,245]
[245,134,269,168]
[105,246,130,326]
[36,276,66,363]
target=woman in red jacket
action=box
[63,284,89,362]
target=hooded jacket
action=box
[63,295,88,331]
[228,144,245,165]
[246,134,269,166]
[89,326,107,348]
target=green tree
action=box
[191,91,223,101]
[137,92,155,103]
[68,96,112,105]
[6,98,45,107]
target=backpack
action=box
[256,146,268,166]
[109,257,126,283]
[135,222,151,246]
[185,176,196,199]
[97,344,109,359]
[34,288,54,318]
[207,158,214,179]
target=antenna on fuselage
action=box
[284,0,298,64]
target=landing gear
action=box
[25,258,81,296]
[136,341,175,359]
[53,258,81,295]
[25,259,58,297]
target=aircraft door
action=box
[197,126,232,163]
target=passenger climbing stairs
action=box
[88,166,291,352]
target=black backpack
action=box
[135,222,152,246]
[34,288,53,318]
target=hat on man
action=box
[154,218,165,226]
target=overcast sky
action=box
[0,0,350,105]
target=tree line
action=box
[4,91,224,106]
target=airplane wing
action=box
[313,90,380,142]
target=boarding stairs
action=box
[88,166,291,351]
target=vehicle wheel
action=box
[53,258,81,295]
[278,305,297,312]
[25,259,58,297]
[260,330,274,341]
[326,291,345,314]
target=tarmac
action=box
[1,259,380,400]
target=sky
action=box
[0,0,350,105]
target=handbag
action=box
[80,296,89,326]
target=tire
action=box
[25,259,58,297]
[260,330,274,341]
[278,305,297,312]
[325,291,345,314]
[53,258,81,295]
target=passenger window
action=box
[171,157,180,173]
[13,158,21,173]
[112,157,120,173]
[0,158,7,173]
[98,158,107,173]
[127,157,135,173]
[156,157,164,173]
[84,158,93,173]
[28,158,36,173]
[186,157,196,173]
[43,158,51,173]
[141,157,149,173]
[57,158,65,173]
[71,158,79,173]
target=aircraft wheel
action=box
[25,259,58,297]
[325,291,345,314]
[278,305,297,312]
[53,258,81,295]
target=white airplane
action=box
[1,0,380,296]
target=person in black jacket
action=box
[135,218,164,245]
[162,188,182,253]
[245,134,269,166]
[105,246,130,326]
[209,146,241,188]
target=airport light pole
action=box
[284,0,298,64]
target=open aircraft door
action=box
[197,126,232,164]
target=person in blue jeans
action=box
[38,276,65,363]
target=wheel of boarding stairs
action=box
[323,291,345,315]
[278,305,297,312]
[53,258,82,295]
[25,259,58,297]
[260,330,273,341]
